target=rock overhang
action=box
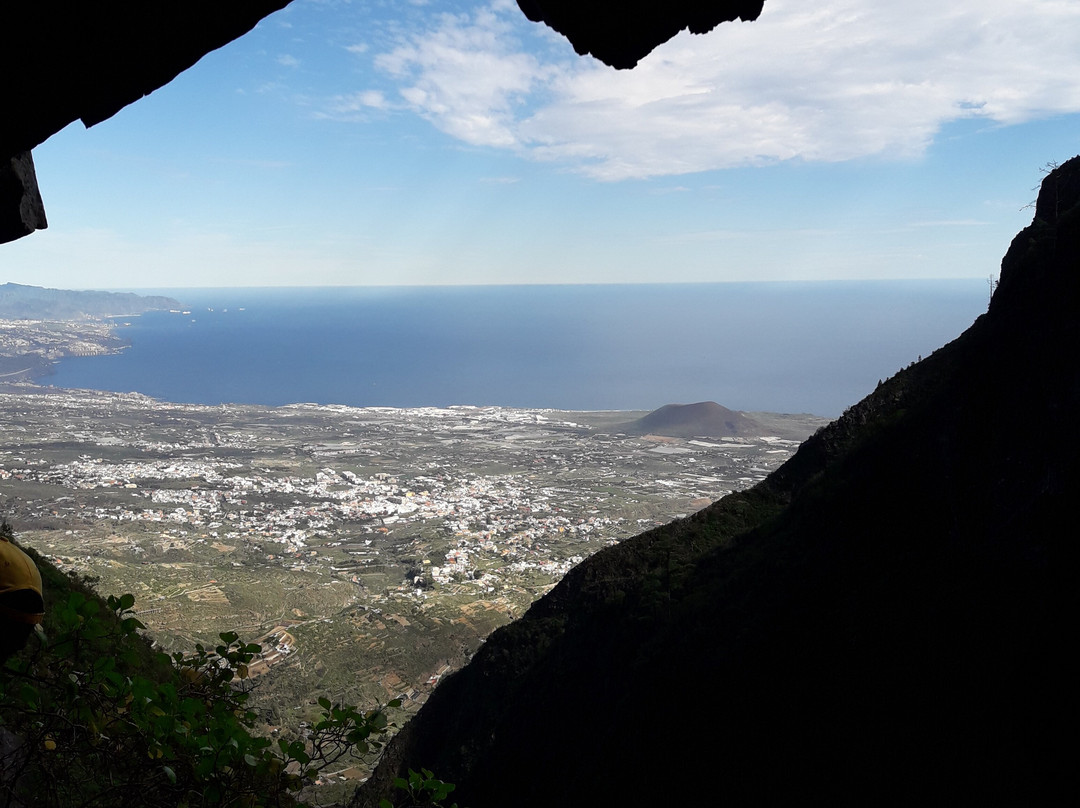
[0,0,762,245]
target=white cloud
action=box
[370,2,554,148]
[324,89,394,119]
[358,0,1080,180]
[357,90,390,110]
[277,54,301,68]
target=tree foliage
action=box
[380,769,458,808]
[0,589,400,807]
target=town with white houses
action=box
[0,382,825,772]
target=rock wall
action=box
[1,153,47,244]
[518,0,765,68]
[1,1,766,245]
[351,158,1078,807]
[0,0,291,244]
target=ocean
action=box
[45,282,988,418]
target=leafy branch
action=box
[1,590,404,808]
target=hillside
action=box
[353,160,1077,806]
[2,532,402,807]
[617,400,761,438]
[0,283,179,320]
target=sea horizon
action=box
[100,277,989,292]
[44,280,989,418]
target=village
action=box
[0,317,127,378]
[0,387,816,592]
[0,383,826,764]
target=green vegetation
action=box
[380,770,458,808]
[0,574,403,807]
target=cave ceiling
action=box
[518,0,764,68]
[1,0,762,245]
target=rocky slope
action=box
[353,159,1077,806]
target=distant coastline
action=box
[0,282,180,321]
[0,319,130,383]
[0,285,176,384]
[39,281,988,418]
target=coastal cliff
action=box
[353,159,1078,806]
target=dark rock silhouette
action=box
[352,159,1077,806]
[0,0,736,162]
[1,1,754,243]
[0,152,47,244]
[518,0,765,68]
[1,1,291,161]
[1,0,290,244]
[618,400,759,438]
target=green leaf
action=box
[121,616,146,633]
[162,765,177,784]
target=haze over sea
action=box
[47,283,987,418]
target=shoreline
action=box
[0,382,831,443]
[0,314,131,384]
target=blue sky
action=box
[4,0,1080,289]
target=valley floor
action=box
[0,385,826,783]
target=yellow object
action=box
[0,534,44,625]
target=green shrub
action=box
[381,769,459,808]
[1,590,399,807]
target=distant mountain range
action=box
[0,282,179,320]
